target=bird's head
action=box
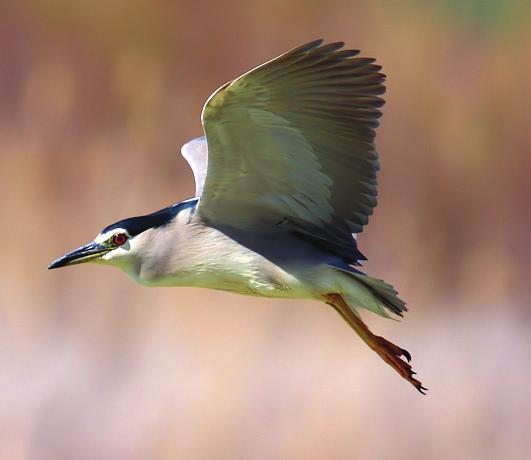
[48,226,137,270]
[48,200,196,272]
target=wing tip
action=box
[289,39,347,55]
[287,40,383,72]
[286,39,324,56]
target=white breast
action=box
[134,222,310,299]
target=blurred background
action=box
[1,1,530,459]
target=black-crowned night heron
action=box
[49,40,426,393]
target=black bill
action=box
[48,242,109,269]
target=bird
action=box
[49,39,426,394]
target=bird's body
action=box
[50,40,426,393]
[102,200,362,304]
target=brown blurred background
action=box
[1,1,530,459]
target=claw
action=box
[324,293,427,394]
[370,335,425,394]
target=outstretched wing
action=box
[181,136,208,197]
[197,40,385,263]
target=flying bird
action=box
[49,40,426,393]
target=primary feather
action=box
[181,39,385,265]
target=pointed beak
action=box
[48,242,109,269]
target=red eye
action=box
[112,233,127,246]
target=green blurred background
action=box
[1,1,530,459]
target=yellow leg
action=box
[324,293,427,394]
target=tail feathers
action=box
[355,274,408,317]
[330,265,407,317]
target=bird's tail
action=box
[328,264,407,318]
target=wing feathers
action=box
[194,40,385,263]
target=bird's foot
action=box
[369,335,427,394]
[324,293,427,394]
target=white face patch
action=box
[94,228,130,244]
[92,228,136,267]
[98,230,152,278]
[90,202,193,276]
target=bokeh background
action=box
[1,1,530,459]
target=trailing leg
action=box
[324,293,427,394]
